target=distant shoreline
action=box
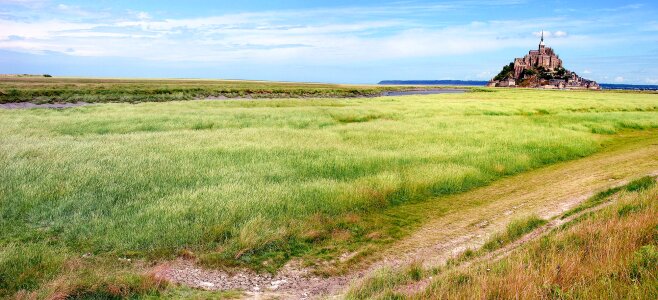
[379,80,488,86]
[379,80,658,91]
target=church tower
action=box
[539,30,546,54]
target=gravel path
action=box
[156,259,349,299]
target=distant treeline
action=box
[379,80,488,86]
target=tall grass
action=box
[562,175,658,219]
[346,262,425,300]
[1,88,657,296]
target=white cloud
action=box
[0,4,626,65]
[614,76,625,82]
[533,30,568,39]
[597,4,643,12]
[582,70,592,74]
[0,0,47,6]
[135,12,151,20]
[645,78,658,84]
[55,3,104,17]
[0,19,101,40]
[554,30,568,37]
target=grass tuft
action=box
[625,176,656,192]
[563,176,656,219]
[191,121,215,130]
[482,215,546,251]
[346,268,406,300]
[0,244,65,297]
[617,204,643,217]
[629,245,658,281]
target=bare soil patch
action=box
[156,259,350,299]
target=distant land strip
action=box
[599,83,658,91]
[379,80,488,86]
[379,80,658,91]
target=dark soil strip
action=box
[1,90,467,109]
[381,89,466,96]
[0,102,90,109]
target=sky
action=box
[1,0,658,84]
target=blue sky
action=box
[1,0,657,84]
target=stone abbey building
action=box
[513,32,562,78]
[488,32,599,89]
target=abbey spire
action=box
[539,30,546,53]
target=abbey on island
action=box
[488,31,599,89]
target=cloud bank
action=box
[0,2,607,64]
[0,1,656,83]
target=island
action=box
[488,31,600,89]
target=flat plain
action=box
[0,77,414,103]
[1,79,657,298]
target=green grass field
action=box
[1,86,658,298]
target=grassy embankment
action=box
[0,77,425,103]
[347,176,658,299]
[1,88,658,298]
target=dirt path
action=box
[481,199,618,265]
[369,132,658,271]
[395,183,644,297]
[157,131,658,299]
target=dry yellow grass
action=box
[417,181,657,299]
[346,176,657,299]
